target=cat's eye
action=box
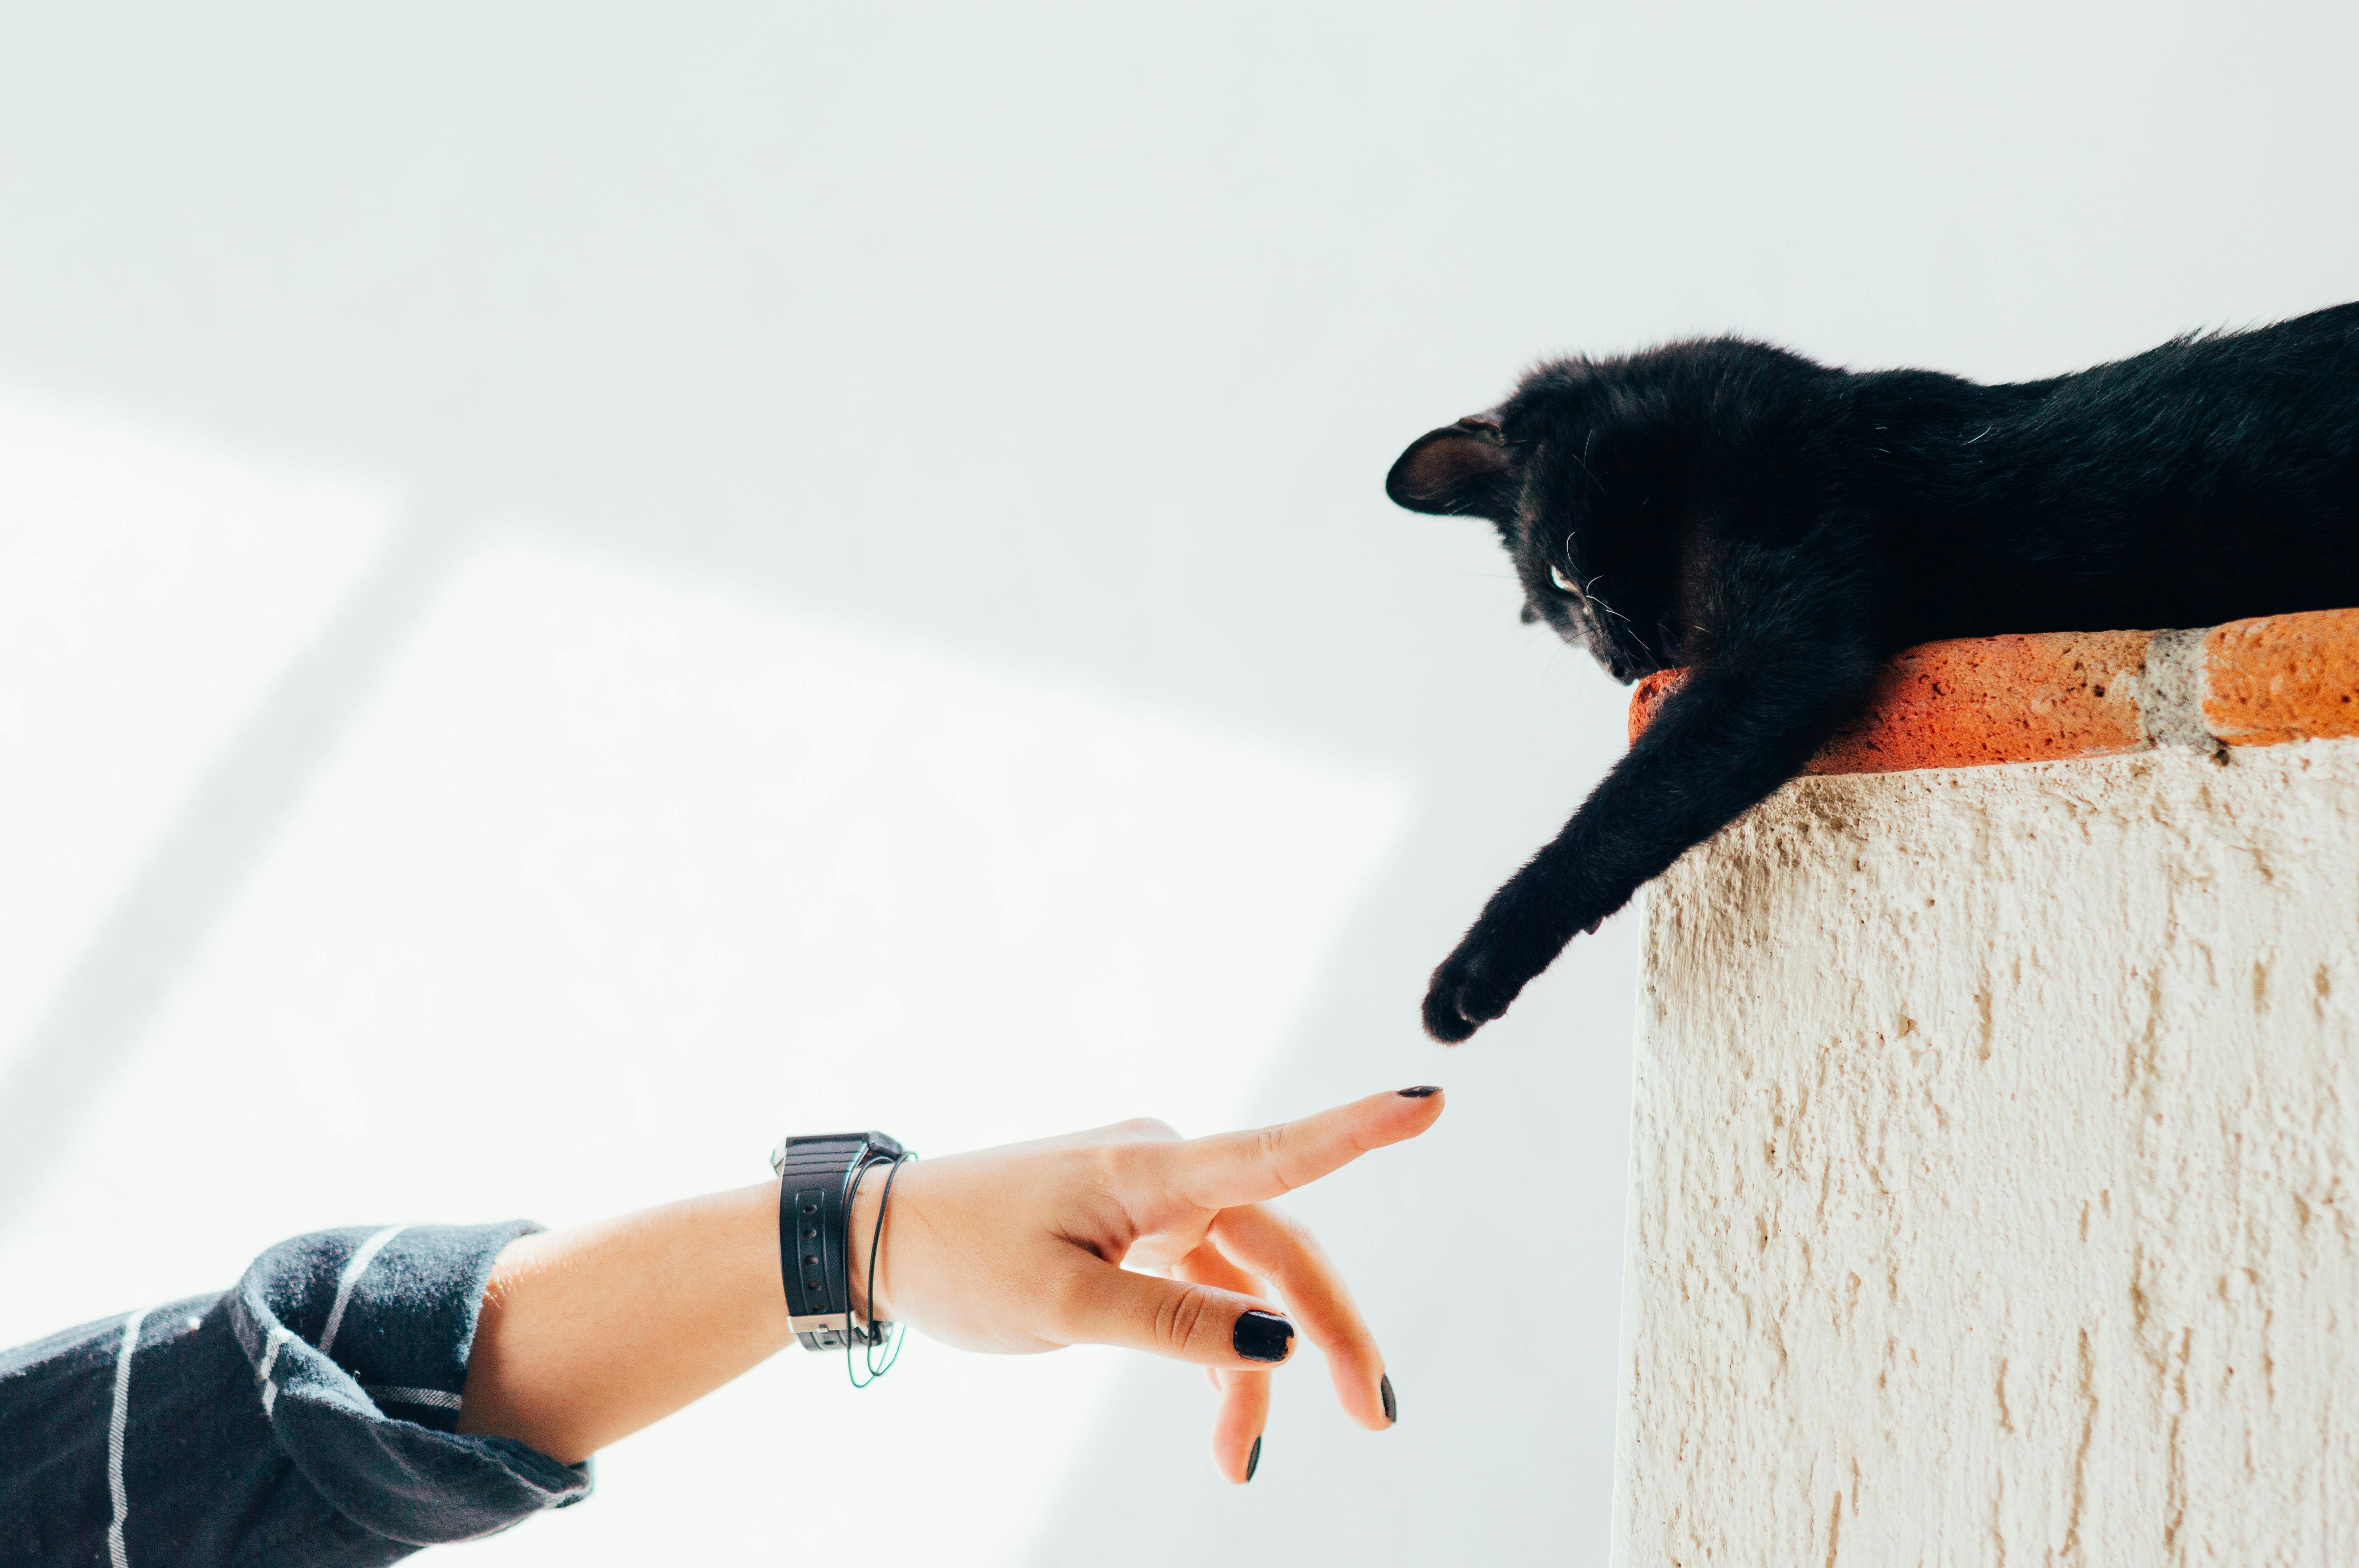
[1549,564,1580,596]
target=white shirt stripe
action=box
[317,1225,405,1358]
[106,1307,149,1568]
[364,1383,463,1412]
[255,1324,293,1417]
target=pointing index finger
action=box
[1162,1088,1444,1212]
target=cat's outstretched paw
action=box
[1420,983,1484,1044]
[1421,942,1523,1044]
[1423,912,1602,1042]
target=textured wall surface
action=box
[1615,739,2359,1566]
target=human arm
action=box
[455,1087,1442,1481]
[0,1089,1435,1566]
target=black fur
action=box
[1390,303,2359,1042]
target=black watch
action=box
[771,1131,905,1351]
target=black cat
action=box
[1390,302,2359,1042]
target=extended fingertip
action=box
[1245,1434,1263,1483]
[1234,1310,1294,1363]
[1380,1372,1398,1425]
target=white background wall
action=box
[0,4,2353,1562]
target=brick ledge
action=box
[1627,606,2359,775]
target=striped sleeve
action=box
[0,1221,592,1567]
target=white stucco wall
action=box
[1615,739,2359,1566]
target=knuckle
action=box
[1253,1123,1299,1192]
[1256,1203,1314,1249]
[1088,1140,1152,1191]
[1156,1286,1214,1356]
[1112,1116,1180,1142]
[1295,1225,1339,1271]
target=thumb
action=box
[1058,1257,1298,1369]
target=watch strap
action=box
[772,1131,904,1351]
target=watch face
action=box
[771,1132,903,1173]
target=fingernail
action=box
[1245,1434,1263,1483]
[1380,1372,1398,1425]
[1234,1310,1294,1363]
[1397,1085,1441,1098]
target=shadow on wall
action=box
[0,517,468,1229]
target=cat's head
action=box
[1385,359,1696,685]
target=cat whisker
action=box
[1589,593,1653,658]
[1571,430,1609,497]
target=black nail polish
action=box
[1245,1434,1263,1483]
[1397,1085,1441,1098]
[1380,1372,1398,1425]
[1234,1310,1294,1363]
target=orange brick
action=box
[1625,630,2156,775]
[1807,630,2154,775]
[2201,607,2359,748]
[1627,668,1687,746]
[1627,613,2359,773]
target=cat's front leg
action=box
[1422,635,1882,1043]
[1421,869,1610,1044]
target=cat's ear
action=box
[1386,416,1517,519]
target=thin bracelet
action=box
[846,1150,918,1387]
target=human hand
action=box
[853,1087,1444,1483]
